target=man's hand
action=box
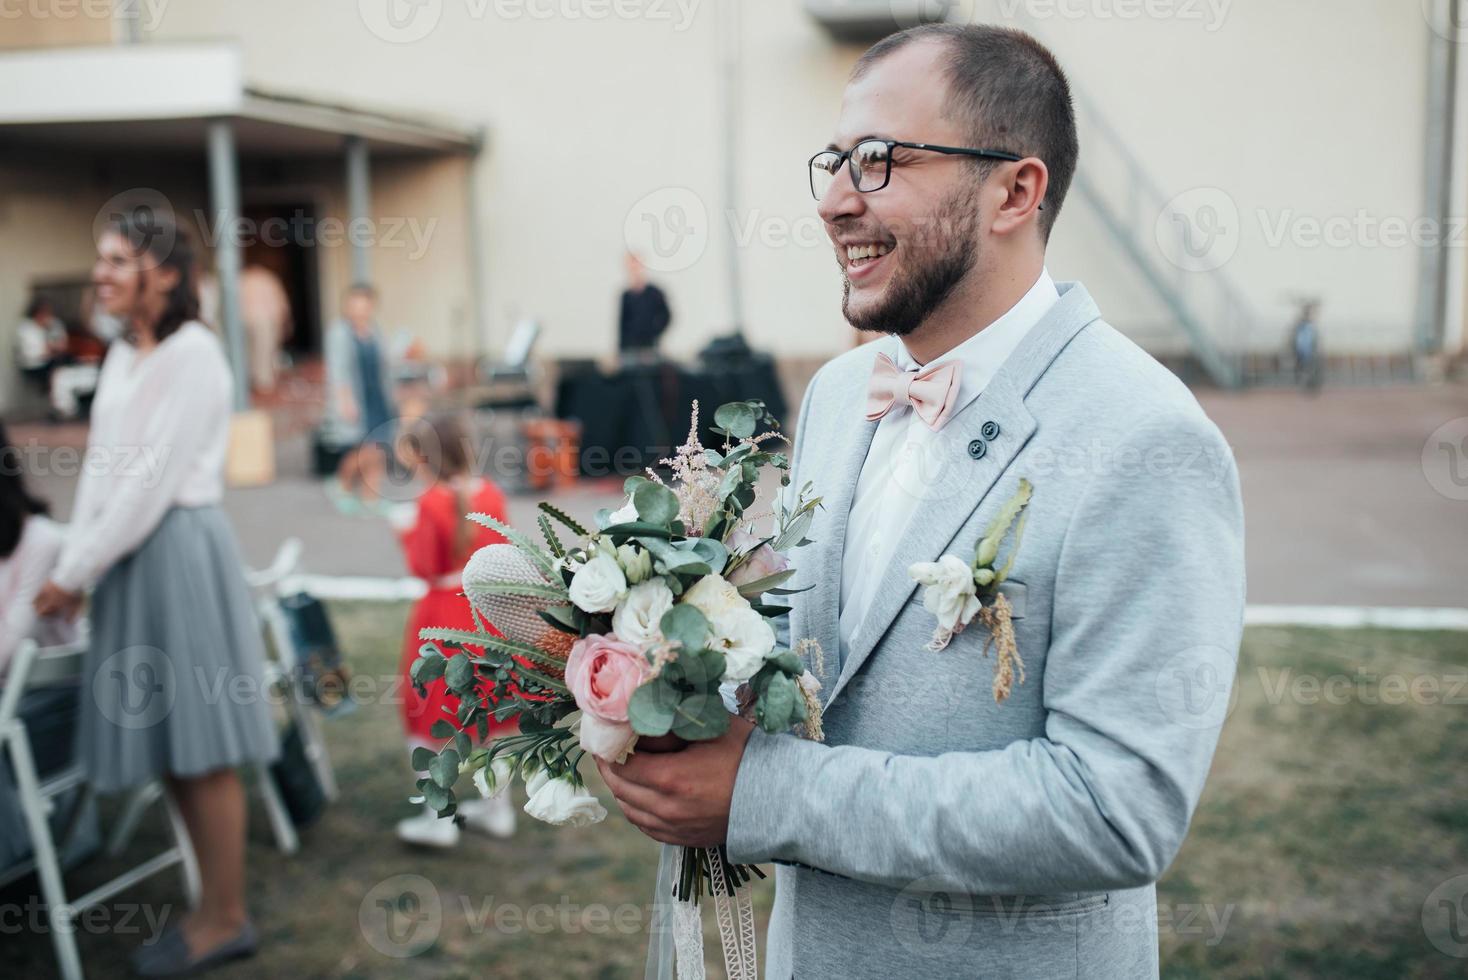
[34,581,84,621]
[596,716,756,848]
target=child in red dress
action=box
[391,413,517,847]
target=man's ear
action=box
[989,158,1049,237]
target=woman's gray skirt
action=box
[82,506,279,793]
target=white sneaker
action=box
[396,809,461,848]
[460,795,517,839]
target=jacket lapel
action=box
[823,282,1102,708]
[797,368,879,697]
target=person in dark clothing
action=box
[618,251,671,353]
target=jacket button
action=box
[967,438,987,459]
[981,420,1001,440]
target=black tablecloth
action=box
[555,357,786,479]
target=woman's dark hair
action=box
[25,296,52,319]
[106,210,200,343]
[0,420,50,560]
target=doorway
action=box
[243,203,322,359]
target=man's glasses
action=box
[808,138,1026,201]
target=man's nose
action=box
[816,168,866,226]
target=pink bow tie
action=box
[865,352,961,431]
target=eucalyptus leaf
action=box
[634,481,681,525]
[672,692,732,741]
[628,681,678,736]
[410,746,436,771]
[445,654,475,692]
[429,748,460,788]
[714,402,757,438]
[411,652,446,685]
[756,672,797,733]
[660,604,710,652]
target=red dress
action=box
[397,479,516,743]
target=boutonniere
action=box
[908,478,1033,703]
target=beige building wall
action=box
[142,0,1446,361]
[1,0,1455,396]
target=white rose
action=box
[909,554,982,649]
[472,756,515,800]
[568,552,628,613]
[612,579,674,648]
[523,774,607,827]
[681,574,744,623]
[577,712,639,764]
[616,542,653,585]
[608,495,639,525]
[712,605,776,682]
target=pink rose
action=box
[725,528,791,590]
[564,634,653,762]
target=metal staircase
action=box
[1068,91,1250,388]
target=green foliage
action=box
[537,514,565,557]
[538,501,588,537]
[972,478,1033,590]
[632,480,681,526]
[659,604,710,652]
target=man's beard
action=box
[840,185,981,337]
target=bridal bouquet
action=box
[408,400,822,898]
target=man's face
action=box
[818,41,984,338]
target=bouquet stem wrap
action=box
[648,844,758,980]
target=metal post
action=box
[207,119,249,410]
[718,0,745,334]
[1416,0,1456,355]
[465,129,490,362]
[345,135,373,286]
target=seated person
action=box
[0,420,89,869]
[14,299,69,395]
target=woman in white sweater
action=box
[34,216,277,977]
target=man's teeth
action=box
[846,243,892,264]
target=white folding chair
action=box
[243,538,340,855]
[0,637,200,980]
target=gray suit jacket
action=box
[726,282,1245,979]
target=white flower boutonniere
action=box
[909,478,1033,703]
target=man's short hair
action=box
[346,282,378,301]
[853,24,1079,240]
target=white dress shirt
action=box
[51,321,234,592]
[837,268,1060,664]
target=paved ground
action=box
[14,379,1468,608]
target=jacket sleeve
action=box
[726,411,1245,895]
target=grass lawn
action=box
[2,606,1464,978]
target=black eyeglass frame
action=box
[808,139,1029,201]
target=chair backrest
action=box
[245,537,304,594]
[0,635,88,730]
[502,318,540,370]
